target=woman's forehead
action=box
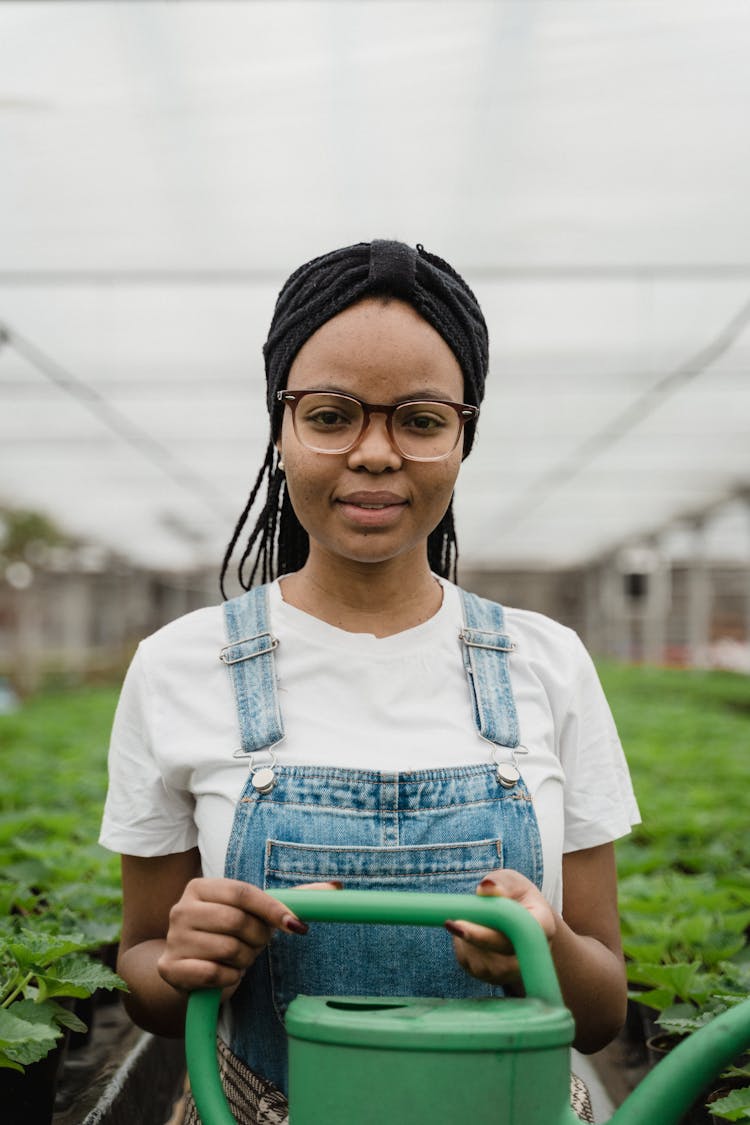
[286,298,464,397]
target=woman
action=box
[100,241,639,1122]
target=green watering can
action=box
[185,890,750,1125]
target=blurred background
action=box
[2,0,750,693]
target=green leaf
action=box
[655,963,702,994]
[36,953,126,1002]
[0,1005,61,1066]
[632,987,676,1011]
[10,998,87,1035]
[657,1001,723,1036]
[707,1086,750,1121]
[0,1050,25,1072]
[622,936,668,963]
[35,975,89,1002]
[7,929,91,970]
[626,961,707,1003]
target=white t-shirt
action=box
[99,578,639,912]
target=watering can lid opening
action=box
[286,995,574,1052]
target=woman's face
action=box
[278,297,465,570]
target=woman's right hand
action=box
[156,878,335,1001]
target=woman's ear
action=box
[276,442,285,472]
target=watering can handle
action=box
[185,889,563,1125]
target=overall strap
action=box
[220,585,284,753]
[459,590,519,748]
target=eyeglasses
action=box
[277,390,479,462]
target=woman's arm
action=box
[117,849,310,1038]
[118,849,201,1036]
[555,842,627,1052]
[446,842,627,1054]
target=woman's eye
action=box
[400,411,446,432]
[307,409,351,427]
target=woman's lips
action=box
[336,491,408,528]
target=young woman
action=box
[100,241,639,1123]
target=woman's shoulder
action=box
[503,604,581,651]
[456,585,582,655]
[138,602,227,659]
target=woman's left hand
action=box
[445,869,557,988]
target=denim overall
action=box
[220,585,543,1094]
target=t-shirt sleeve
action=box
[558,640,641,853]
[99,644,198,857]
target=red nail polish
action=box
[479,878,496,889]
[283,915,309,935]
[445,921,466,939]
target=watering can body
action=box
[186,889,750,1125]
[287,992,576,1124]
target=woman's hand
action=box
[157,878,339,1001]
[445,869,556,988]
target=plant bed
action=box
[0,688,126,1120]
[51,1000,186,1125]
[597,664,750,1119]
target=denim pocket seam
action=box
[266,868,497,881]
[258,798,507,814]
[266,837,503,855]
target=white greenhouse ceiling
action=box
[1,0,750,573]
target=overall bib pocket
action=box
[263,838,505,1021]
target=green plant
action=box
[0,924,125,1072]
[708,1085,750,1121]
[599,661,750,1095]
[0,687,125,1073]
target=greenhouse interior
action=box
[1,3,749,1124]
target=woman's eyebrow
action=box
[396,388,454,401]
[298,383,455,402]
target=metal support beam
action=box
[686,518,712,668]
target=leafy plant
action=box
[708,1086,750,1122]
[626,960,719,1013]
[0,687,126,1073]
[0,925,125,1072]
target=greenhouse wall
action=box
[1,560,748,696]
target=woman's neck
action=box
[279,550,443,637]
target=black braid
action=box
[427,499,458,583]
[278,482,309,575]
[219,441,274,599]
[220,441,313,597]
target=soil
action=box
[52,999,185,1125]
[590,1028,650,1108]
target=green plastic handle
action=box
[185,889,563,1125]
[276,889,563,1003]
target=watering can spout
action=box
[608,999,750,1125]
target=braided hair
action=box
[220,240,489,598]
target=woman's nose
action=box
[346,411,403,471]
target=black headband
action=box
[262,240,488,455]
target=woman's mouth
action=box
[336,491,408,527]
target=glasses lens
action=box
[393,402,461,460]
[293,393,363,452]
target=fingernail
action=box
[478,878,497,890]
[445,921,467,939]
[329,881,344,890]
[283,915,308,935]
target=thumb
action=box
[476,869,532,900]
